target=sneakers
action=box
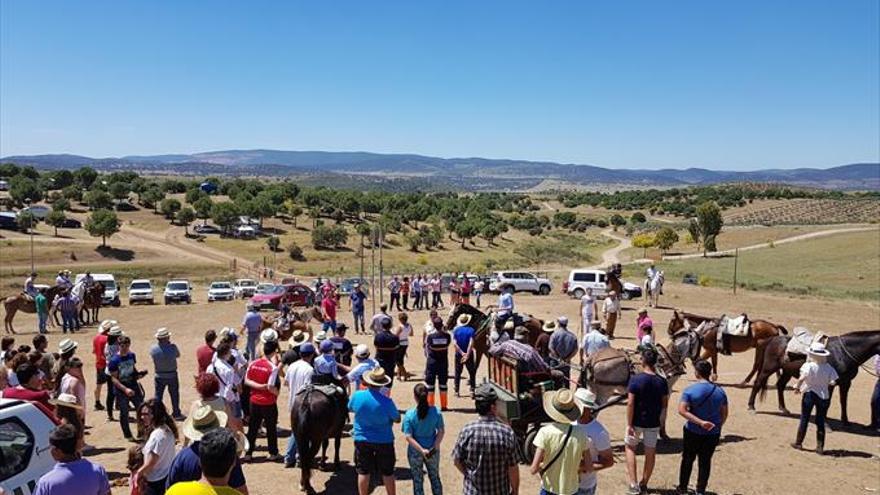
[627,484,641,495]
[94,401,105,411]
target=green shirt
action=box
[532,422,590,495]
[35,293,48,314]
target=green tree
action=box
[74,167,98,189]
[160,198,182,220]
[9,176,43,206]
[632,233,655,258]
[176,206,196,234]
[287,241,305,261]
[192,196,214,225]
[311,225,348,249]
[480,222,504,246]
[16,210,35,233]
[687,219,701,252]
[695,201,723,256]
[185,188,206,204]
[630,211,647,224]
[211,202,240,235]
[109,182,130,202]
[85,208,120,247]
[141,188,165,212]
[84,190,114,210]
[454,220,480,248]
[62,185,83,202]
[45,210,66,236]
[654,227,679,254]
[266,236,280,251]
[287,204,303,228]
[609,214,626,231]
[404,232,421,252]
[52,197,71,213]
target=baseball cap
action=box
[474,383,498,402]
[319,339,334,354]
[299,342,316,355]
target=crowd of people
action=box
[2,271,878,495]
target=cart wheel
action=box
[520,426,540,464]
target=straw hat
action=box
[808,341,830,358]
[542,389,584,424]
[542,320,557,333]
[58,339,78,354]
[154,327,171,339]
[362,368,392,387]
[573,388,598,411]
[314,331,327,344]
[457,314,472,326]
[108,326,123,337]
[287,330,310,348]
[98,319,117,334]
[354,344,370,359]
[182,405,248,453]
[260,328,278,344]
[638,307,649,315]
[49,393,83,411]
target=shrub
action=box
[698,275,711,287]
[287,242,305,261]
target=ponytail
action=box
[414,383,430,420]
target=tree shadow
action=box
[95,246,135,261]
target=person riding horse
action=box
[23,272,38,301]
[495,285,515,330]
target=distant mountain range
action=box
[3,150,878,191]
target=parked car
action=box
[682,273,699,285]
[194,224,220,234]
[562,269,643,300]
[488,271,553,295]
[128,279,155,305]
[233,226,256,239]
[164,280,192,304]
[0,211,17,230]
[337,277,369,296]
[233,279,258,299]
[0,398,60,494]
[20,205,50,220]
[0,179,8,191]
[250,283,314,310]
[255,283,276,295]
[74,273,120,306]
[207,281,235,302]
[59,218,82,228]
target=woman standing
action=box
[401,277,411,311]
[396,313,414,381]
[136,399,179,494]
[57,357,87,426]
[792,342,838,455]
[403,383,445,495]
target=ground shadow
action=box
[83,446,125,457]
[822,448,876,458]
[314,246,355,253]
[95,245,136,261]
[613,434,753,456]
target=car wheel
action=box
[621,291,632,300]
[128,300,133,306]
[113,299,121,307]
[573,288,585,299]
[164,298,170,305]
[539,285,551,295]
[186,297,191,304]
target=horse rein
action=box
[837,337,880,378]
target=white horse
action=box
[647,271,664,308]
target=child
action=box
[396,313,413,381]
[127,444,144,495]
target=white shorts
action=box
[625,426,660,449]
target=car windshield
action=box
[103,281,116,290]
[211,282,231,289]
[238,280,256,287]
[268,286,286,294]
[256,284,274,294]
[168,282,188,290]
[130,282,151,290]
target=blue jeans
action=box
[37,312,48,333]
[407,446,442,495]
[117,382,144,439]
[577,487,597,495]
[61,311,77,333]
[322,320,337,332]
[353,309,365,333]
[285,432,297,464]
[154,374,182,416]
[798,390,831,435]
[246,332,259,360]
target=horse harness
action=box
[837,337,880,378]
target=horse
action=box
[445,303,543,370]
[79,283,105,326]
[748,330,880,425]
[646,271,664,307]
[291,385,348,493]
[3,285,66,334]
[270,309,314,341]
[605,267,624,297]
[667,309,787,384]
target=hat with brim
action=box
[183,405,229,442]
[108,326,123,337]
[458,314,472,326]
[59,338,78,354]
[155,327,171,339]
[98,319,117,334]
[363,368,392,387]
[503,319,515,331]
[314,331,327,344]
[49,393,83,411]
[543,389,584,423]
[260,328,278,344]
[808,342,830,357]
[638,307,649,315]
[354,343,370,359]
[573,388,598,411]
[542,321,557,333]
[288,330,310,348]
[514,326,529,340]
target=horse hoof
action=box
[780,408,790,415]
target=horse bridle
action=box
[837,337,880,378]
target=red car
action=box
[250,283,314,310]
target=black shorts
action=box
[395,345,408,366]
[96,368,109,385]
[355,441,395,476]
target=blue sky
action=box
[1,1,878,170]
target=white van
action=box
[74,273,121,306]
[563,269,608,299]
[0,398,59,494]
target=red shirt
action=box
[196,344,215,374]
[246,358,278,406]
[321,296,337,321]
[93,334,109,369]
[3,386,54,412]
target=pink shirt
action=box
[637,315,654,342]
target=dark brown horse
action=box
[605,268,624,297]
[445,303,543,370]
[748,330,880,425]
[667,310,788,384]
[291,385,347,493]
[79,283,104,326]
[3,285,66,334]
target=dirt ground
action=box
[5,283,879,495]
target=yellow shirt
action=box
[532,422,590,495]
[166,481,243,495]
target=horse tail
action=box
[777,325,788,335]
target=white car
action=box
[20,204,50,220]
[164,280,192,304]
[75,273,120,306]
[233,279,258,299]
[0,398,58,494]
[488,271,553,295]
[207,281,235,302]
[563,269,643,300]
[128,279,154,305]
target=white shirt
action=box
[602,297,619,314]
[346,358,378,389]
[576,420,610,490]
[580,295,595,317]
[640,334,654,347]
[474,281,484,292]
[582,331,610,357]
[799,360,839,400]
[398,324,412,346]
[646,267,657,279]
[207,357,241,403]
[423,319,437,336]
[286,359,315,412]
[370,312,389,333]
[142,425,176,482]
[498,293,514,314]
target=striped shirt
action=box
[56,295,79,313]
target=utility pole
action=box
[359,232,365,283]
[379,224,384,305]
[370,230,376,316]
[733,247,739,295]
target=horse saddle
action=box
[586,348,633,386]
[784,327,827,361]
[300,381,344,399]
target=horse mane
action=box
[837,329,880,338]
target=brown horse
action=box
[445,303,543,370]
[291,385,347,493]
[667,309,788,384]
[3,285,66,334]
[268,310,314,341]
[748,330,880,425]
[79,283,105,326]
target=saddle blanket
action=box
[720,314,750,337]
[785,327,827,356]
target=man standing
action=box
[150,327,185,420]
[624,348,669,495]
[284,342,316,468]
[453,384,519,495]
[452,314,477,398]
[33,425,111,495]
[580,323,610,366]
[207,342,242,420]
[388,276,402,312]
[350,284,367,335]
[321,288,338,333]
[196,330,217,375]
[92,320,115,411]
[424,318,451,410]
[374,317,399,388]
[473,278,484,308]
[573,388,614,495]
[32,335,56,390]
[108,336,144,441]
[243,339,281,462]
[371,304,390,334]
[580,288,598,335]
[167,428,244,495]
[430,274,443,309]
[529,389,590,495]
[349,368,401,495]
[495,286,515,330]
[35,288,49,335]
[240,303,263,361]
[602,291,620,339]
[460,274,472,306]
[549,316,578,379]
[678,361,727,495]
[56,290,79,334]
[411,276,422,310]
[330,324,353,367]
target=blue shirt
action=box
[453,326,476,355]
[314,353,339,378]
[34,459,110,495]
[242,311,263,334]
[108,352,138,383]
[149,341,180,377]
[350,291,366,311]
[498,293,514,314]
[402,406,445,449]
[681,381,728,435]
[348,389,400,444]
[627,372,669,428]
[165,441,246,490]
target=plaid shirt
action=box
[56,295,79,313]
[452,415,518,495]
